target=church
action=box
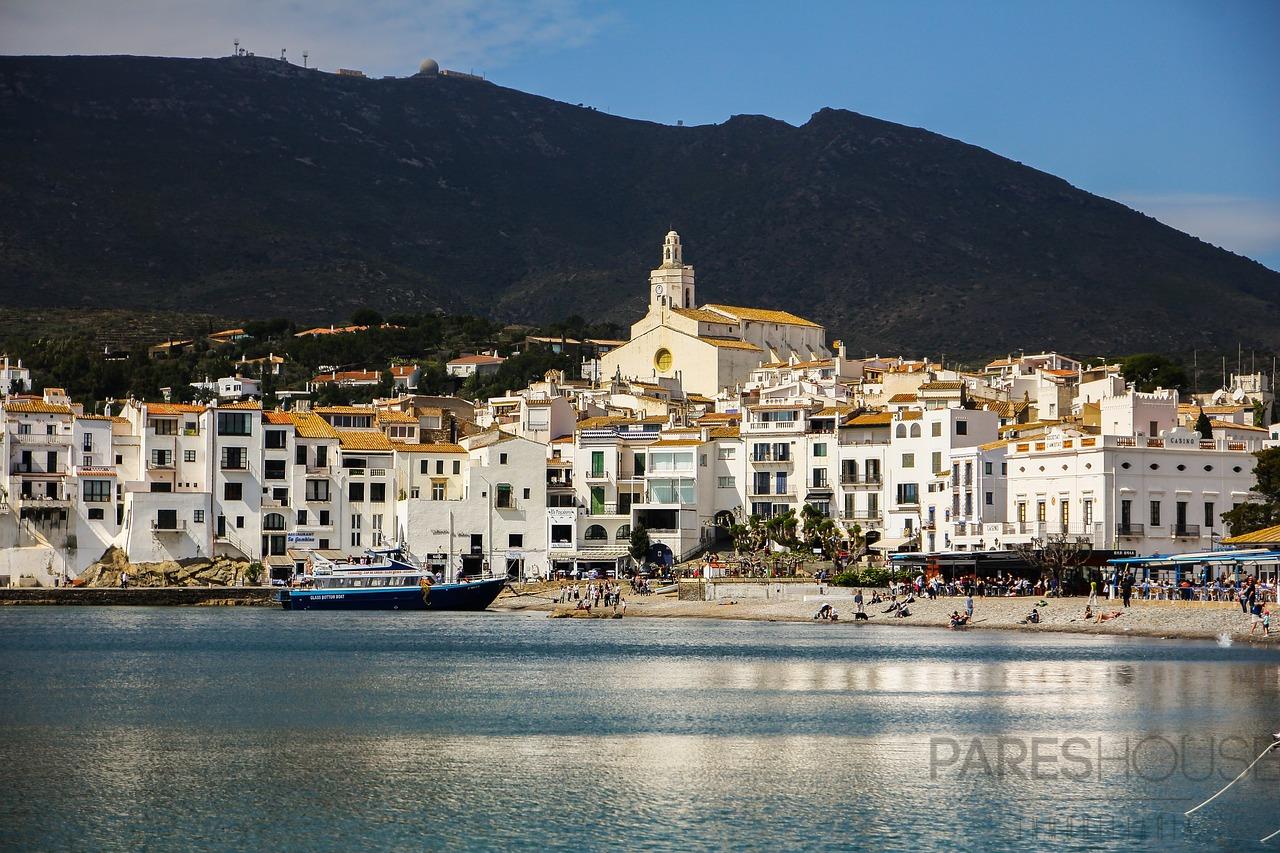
[598,232,831,396]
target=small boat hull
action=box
[278,577,506,612]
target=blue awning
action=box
[1107,549,1280,566]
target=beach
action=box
[496,583,1279,642]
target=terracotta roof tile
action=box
[702,304,820,328]
[336,430,394,451]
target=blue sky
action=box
[4,0,1278,269]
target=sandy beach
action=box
[496,584,1280,643]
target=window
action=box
[349,482,365,502]
[305,480,330,501]
[220,447,247,470]
[265,430,287,449]
[523,488,530,500]
[931,452,941,474]
[235,516,244,529]
[149,418,177,435]
[431,482,446,500]
[902,453,914,468]
[956,421,967,435]
[1204,501,1215,529]
[584,525,607,541]
[452,460,461,475]
[436,459,445,475]
[718,475,735,488]
[931,422,942,437]
[420,460,429,474]
[224,482,242,501]
[264,460,286,480]
[1148,421,1158,437]
[1120,499,1132,527]
[813,443,827,457]
[495,483,514,509]
[184,449,196,463]
[370,483,385,503]
[590,451,605,478]
[508,534,524,548]
[1150,500,1161,527]
[718,446,735,460]
[984,461,993,476]
[217,412,252,436]
[895,424,907,438]
[1001,463,1007,475]
[264,512,286,531]
[896,483,919,505]
[351,514,362,529]
[82,434,93,452]
[351,531,362,547]
[155,509,178,530]
[985,491,993,506]
[82,480,111,502]
[319,510,330,526]
[909,424,921,438]
[410,487,419,499]
[499,452,508,465]
[296,445,307,465]
[615,525,630,541]
[151,449,172,467]
[371,514,383,531]
[1017,502,1027,523]
[88,507,104,520]
[775,472,788,494]
[297,510,307,525]
[1083,500,1093,526]
[1036,501,1046,522]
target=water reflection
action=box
[0,610,1277,851]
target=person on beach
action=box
[854,590,865,617]
[1021,607,1041,625]
[1250,600,1266,634]
[949,611,969,629]
[964,593,974,621]
[1096,609,1123,623]
[1121,573,1134,608]
[1087,578,1098,607]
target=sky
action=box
[3,0,1278,270]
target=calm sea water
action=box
[1,608,1278,852]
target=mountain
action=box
[2,54,1277,357]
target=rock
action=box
[75,546,249,588]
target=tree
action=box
[800,503,841,560]
[350,307,383,327]
[1012,534,1093,592]
[1119,354,1188,393]
[1254,399,1267,428]
[1221,447,1280,536]
[764,508,800,550]
[628,525,651,566]
[719,507,767,555]
[1194,408,1213,440]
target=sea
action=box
[0,607,1277,851]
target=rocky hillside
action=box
[2,54,1277,356]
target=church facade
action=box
[598,232,831,396]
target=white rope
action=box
[1185,740,1278,816]
[1261,825,1280,844]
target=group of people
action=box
[556,581,627,614]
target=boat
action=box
[276,545,507,611]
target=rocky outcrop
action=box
[75,546,254,588]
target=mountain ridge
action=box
[1,54,1276,356]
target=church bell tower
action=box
[649,230,696,312]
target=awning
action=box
[1108,548,1280,566]
[870,537,912,552]
[566,547,630,560]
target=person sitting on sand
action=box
[1096,610,1124,623]
[949,611,969,629]
[1082,604,1094,621]
[895,603,911,618]
[1021,607,1041,625]
[882,596,901,615]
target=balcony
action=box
[584,469,609,481]
[840,474,882,486]
[808,480,832,493]
[747,484,797,498]
[306,465,331,475]
[11,464,65,476]
[17,492,70,505]
[220,461,248,471]
[841,511,882,522]
[151,520,188,532]
[1116,523,1146,538]
[838,435,890,446]
[147,459,175,470]
[8,432,71,445]
[547,476,574,489]
[1173,524,1202,539]
[750,452,793,464]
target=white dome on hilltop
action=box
[418,58,439,76]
